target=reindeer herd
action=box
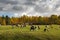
[11,24,60,32]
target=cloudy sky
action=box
[0,0,60,17]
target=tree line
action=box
[0,15,60,25]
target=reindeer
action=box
[30,25,36,31]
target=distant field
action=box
[0,25,60,40]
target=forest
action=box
[0,15,60,25]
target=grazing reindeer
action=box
[38,26,40,30]
[30,25,36,31]
[44,28,46,32]
[44,28,49,32]
[44,25,49,32]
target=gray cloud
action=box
[0,0,18,5]
[0,0,60,16]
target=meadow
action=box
[0,25,60,40]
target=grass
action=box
[0,25,60,40]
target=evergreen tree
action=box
[5,15,10,25]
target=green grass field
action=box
[0,25,60,40]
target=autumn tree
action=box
[1,15,6,25]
